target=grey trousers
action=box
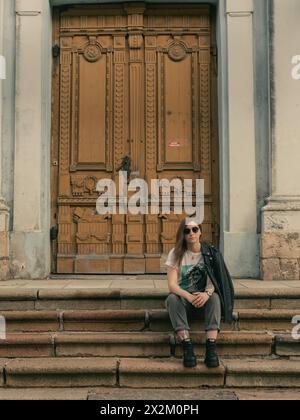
[165,293,222,333]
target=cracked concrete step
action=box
[0,332,275,358]
[0,288,300,311]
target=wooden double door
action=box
[51,3,219,274]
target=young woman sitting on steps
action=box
[165,219,235,369]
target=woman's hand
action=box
[185,293,197,305]
[191,292,209,308]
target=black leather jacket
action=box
[201,242,235,324]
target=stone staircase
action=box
[0,284,299,390]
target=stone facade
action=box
[0,0,299,280]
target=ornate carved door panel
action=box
[51,4,219,274]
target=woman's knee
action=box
[165,293,181,309]
[207,293,221,311]
[205,294,221,331]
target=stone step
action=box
[0,334,54,358]
[175,332,274,358]
[148,310,238,332]
[225,359,300,388]
[275,335,300,357]
[1,387,300,401]
[88,387,300,401]
[148,309,299,332]
[0,332,276,358]
[1,309,298,333]
[0,387,239,401]
[1,357,299,388]
[119,358,300,388]
[0,288,299,311]
[63,310,147,332]
[0,311,60,333]
[237,309,300,331]
[2,358,117,388]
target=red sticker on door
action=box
[168,140,181,148]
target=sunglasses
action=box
[184,226,200,235]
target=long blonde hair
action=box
[173,220,203,267]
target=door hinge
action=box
[50,226,59,241]
[210,45,218,75]
[212,222,220,238]
[52,45,60,58]
[210,45,218,57]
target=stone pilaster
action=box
[261,0,300,280]
[223,0,259,278]
[0,0,10,279]
[10,0,52,278]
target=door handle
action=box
[118,155,131,178]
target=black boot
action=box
[205,339,220,368]
[182,339,197,368]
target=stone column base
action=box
[0,199,10,280]
[261,233,300,280]
[261,197,300,281]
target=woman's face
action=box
[184,223,202,245]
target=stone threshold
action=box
[0,279,299,292]
[0,387,300,400]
